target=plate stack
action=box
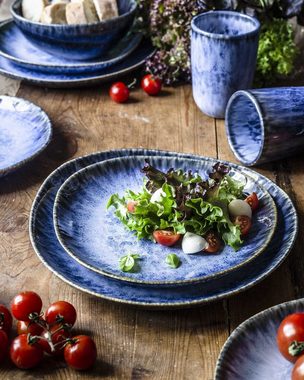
[0,0,154,87]
[29,149,298,308]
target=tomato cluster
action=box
[0,291,97,371]
[277,313,304,379]
[109,74,162,103]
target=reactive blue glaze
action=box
[11,0,137,60]
[53,155,276,285]
[191,11,260,119]
[29,149,297,307]
[226,87,304,166]
[215,299,304,379]
[0,21,142,73]
[0,96,52,176]
[0,40,154,88]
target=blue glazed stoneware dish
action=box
[0,20,142,73]
[0,40,154,88]
[29,149,297,307]
[0,95,52,177]
[191,11,260,119]
[215,298,304,379]
[11,0,137,60]
[226,87,304,166]
[53,155,277,286]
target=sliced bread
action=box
[93,0,118,21]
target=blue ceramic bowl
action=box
[11,0,137,60]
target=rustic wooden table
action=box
[0,79,303,380]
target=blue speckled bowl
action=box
[11,0,137,60]
[53,155,277,285]
[191,11,260,119]
[225,87,304,166]
[215,299,304,380]
[0,95,52,177]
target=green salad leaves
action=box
[107,161,245,251]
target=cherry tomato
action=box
[64,335,97,371]
[293,355,304,380]
[245,192,259,211]
[109,82,129,103]
[17,320,44,336]
[153,230,181,247]
[127,200,137,213]
[141,74,162,96]
[0,304,12,335]
[45,301,77,327]
[10,334,44,369]
[39,325,70,356]
[0,330,8,364]
[234,215,252,236]
[204,231,221,253]
[11,291,42,321]
[277,313,304,362]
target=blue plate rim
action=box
[52,154,278,286]
[29,149,298,307]
[0,95,52,176]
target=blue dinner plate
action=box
[215,298,304,379]
[53,155,277,285]
[29,149,297,307]
[0,40,154,88]
[0,95,52,176]
[0,20,143,73]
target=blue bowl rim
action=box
[191,10,260,40]
[225,90,265,166]
[11,0,137,29]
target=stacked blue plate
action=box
[29,149,298,308]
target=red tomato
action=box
[141,74,162,96]
[45,301,77,327]
[39,325,70,356]
[10,334,44,369]
[245,192,259,211]
[127,200,137,213]
[109,82,129,103]
[234,215,252,236]
[17,320,44,336]
[293,355,304,380]
[64,335,97,371]
[0,330,8,364]
[204,231,221,253]
[11,291,42,321]
[277,313,304,362]
[153,230,181,247]
[0,304,12,335]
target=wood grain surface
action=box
[0,81,302,380]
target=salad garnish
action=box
[165,254,181,269]
[119,253,141,272]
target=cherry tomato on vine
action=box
[234,215,252,236]
[17,320,44,336]
[141,74,162,96]
[0,304,12,335]
[11,291,43,321]
[45,301,77,327]
[245,192,259,211]
[10,334,44,369]
[0,330,8,364]
[64,335,97,371]
[39,325,70,356]
[292,355,304,380]
[153,230,181,247]
[277,313,304,363]
[109,82,129,103]
[204,231,221,253]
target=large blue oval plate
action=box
[29,149,297,307]
[0,95,52,176]
[215,298,304,379]
[53,155,277,285]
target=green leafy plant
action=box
[119,254,141,272]
[165,254,181,269]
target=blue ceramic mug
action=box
[225,87,304,166]
[191,11,260,119]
